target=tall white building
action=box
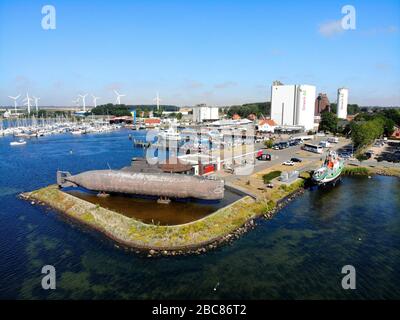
[337,88,348,119]
[270,82,316,130]
[192,104,219,123]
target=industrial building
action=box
[270,81,316,131]
[192,104,219,123]
[315,93,330,115]
[337,88,348,119]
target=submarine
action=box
[57,170,225,201]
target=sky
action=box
[0,0,399,107]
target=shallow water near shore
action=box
[1,130,400,299]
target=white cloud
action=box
[318,20,344,37]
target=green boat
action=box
[312,151,344,185]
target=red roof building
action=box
[259,119,277,126]
[144,118,161,125]
[392,125,400,138]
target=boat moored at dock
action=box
[312,151,344,185]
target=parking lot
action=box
[253,135,351,173]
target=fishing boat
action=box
[10,139,27,146]
[312,151,344,185]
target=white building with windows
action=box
[192,104,219,123]
[270,81,316,131]
[337,88,349,119]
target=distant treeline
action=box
[132,105,180,112]
[225,102,271,118]
[91,104,180,117]
[329,103,360,115]
[91,104,132,116]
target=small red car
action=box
[256,150,271,161]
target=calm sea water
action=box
[0,129,399,299]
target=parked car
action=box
[266,183,274,188]
[282,160,295,166]
[290,157,302,163]
[364,152,372,159]
[257,152,272,161]
[319,141,331,148]
[328,137,339,143]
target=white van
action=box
[319,141,331,148]
[328,137,339,143]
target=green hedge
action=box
[342,166,370,176]
[262,171,282,184]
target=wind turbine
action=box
[91,94,100,108]
[153,92,162,112]
[8,94,20,114]
[32,96,40,113]
[113,90,126,105]
[78,93,88,112]
[23,93,33,114]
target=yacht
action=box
[10,139,27,146]
[158,127,181,141]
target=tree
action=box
[348,104,360,115]
[356,153,369,163]
[378,115,395,136]
[264,139,274,148]
[91,103,131,116]
[226,102,270,118]
[351,118,385,148]
[382,108,400,126]
[319,111,338,133]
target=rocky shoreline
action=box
[128,187,307,257]
[19,165,398,258]
[20,181,308,258]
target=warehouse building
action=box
[270,81,316,131]
[192,104,219,123]
[315,93,331,115]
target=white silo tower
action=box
[295,85,316,131]
[337,88,348,119]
